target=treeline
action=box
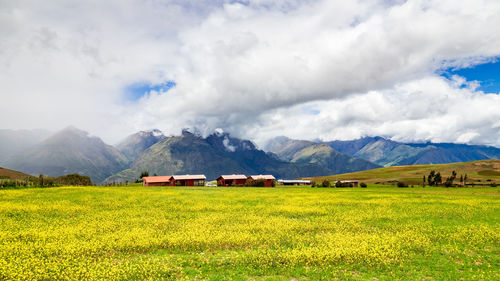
[422,170,473,187]
[394,170,497,187]
[0,174,92,189]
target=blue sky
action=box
[125,81,176,101]
[441,59,500,93]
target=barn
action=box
[277,179,312,186]
[170,175,206,186]
[142,176,171,187]
[217,174,247,186]
[338,180,359,187]
[247,175,275,187]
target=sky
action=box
[1,0,500,147]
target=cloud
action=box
[246,76,500,147]
[1,0,500,146]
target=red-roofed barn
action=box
[217,174,247,186]
[142,176,172,186]
[246,175,275,187]
[169,175,206,186]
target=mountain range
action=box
[1,127,499,184]
[106,129,335,183]
[325,137,500,166]
[265,136,500,167]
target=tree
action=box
[39,174,44,187]
[322,180,330,187]
[428,171,436,186]
[422,175,426,187]
[140,171,149,179]
[434,172,442,186]
[444,171,457,187]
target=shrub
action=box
[248,179,267,187]
[397,181,408,188]
[322,180,330,188]
[360,182,367,188]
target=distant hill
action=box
[106,130,334,183]
[326,137,500,166]
[4,127,128,183]
[0,167,33,180]
[0,129,52,164]
[117,129,166,162]
[305,159,500,185]
[264,137,380,173]
[263,136,314,161]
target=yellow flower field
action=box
[0,185,498,280]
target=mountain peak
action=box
[5,127,127,183]
[60,126,89,136]
[117,129,167,162]
[138,129,164,138]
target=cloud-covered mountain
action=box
[4,127,128,183]
[0,129,52,164]
[116,129,166,162]
[105,130,345,183]
[5,126,499,184]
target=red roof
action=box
[142,176,172,183]
[248,175,275,180]
[217,174,247,180]
[171,174,206,180]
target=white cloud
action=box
[247,77,500,147]
[0,0,500,147]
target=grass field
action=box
[0,185,498,280]
[306,159,500,186]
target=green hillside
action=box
[305,159,500,185]
[0,167,33,180]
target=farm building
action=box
[335,180,359,187]
[142,176,171,187]
[277,179,312,186]
[247,175,275,187]
[217,175,247,186]
[170,175,206,186]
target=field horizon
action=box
[305,159,500,186]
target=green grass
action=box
[0,185,498,280]
[306,159,500,185]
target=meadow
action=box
[0,185,498,280]
[307,159,500,186]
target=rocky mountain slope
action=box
[105,130,334,182]
[116,129,166,163]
